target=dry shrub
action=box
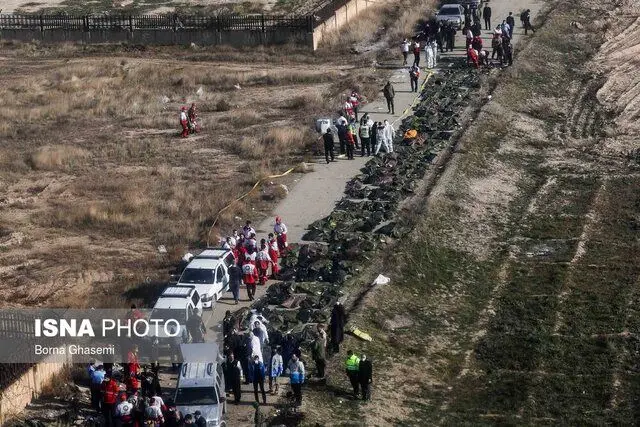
[285,91,324,110]
[216,98,233,112]
[27,145,89,170]
[229,110,264,127]
[262,127,300,151]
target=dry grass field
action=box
[0,43,384,309]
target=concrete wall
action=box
[312,0,374,49]
[0,357,70,425]
[0,28,314,48]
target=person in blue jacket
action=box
[288,354,305,406]
[249,355,267,404]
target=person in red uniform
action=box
[187,103,199,134]
[468,46,479,68]
[126,344,140,379]
[274,216,288,254]
[256,239,271,286]
[101,375,120,427]
[242,260,259,301]
[243,245,257,266]
[179,106,189,138]
[267,233,279,278]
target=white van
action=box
[149,285,202,349]
[177,249,235,309]
[175,343,226,427]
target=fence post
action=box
[172,14,177,32]
[39,15,44,32]
[261,14,265,32]
[129,15,133,32]
[216,15,220,32]
[83,15,88,32]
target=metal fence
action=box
[0,13,315,32]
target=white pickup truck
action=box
[176,249,235,309]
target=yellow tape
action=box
[206,166,296,246]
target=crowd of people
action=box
[322,108,397,163]
[87,351,202,427]
[178,103,199,138]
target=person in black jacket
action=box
[330,302,346,353]
[358,354,373,401]
[506,12,515,38]
[482,4,492,30]
[323,128,335,164]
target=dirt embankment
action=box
[298,0,640,424]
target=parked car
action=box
[149,285,202,350]
[435,3,465,29]
[175,343,226,427]
[177,249,235,309]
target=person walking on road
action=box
[445,23,456,51]
[250,355,267,404]
[506,12,515,38]
[412,39,421,66]
[370,121,379,156]
[269,347,283,394]
[383,81,395,115]
[274,216,288,253]
[482,4,491,30]
[401,38,410,65]
[323,128,335,164]
[288,354,305,406]
[358,354,373,401]
[409,64,420,93]
[224,352,242,404]
[187,309,206,343]
[523,9,535,34]
[267,233,279,278]
[242,260,259,301]
[345,350,360,398]
[383,120,395,153]
[228,263,242,304]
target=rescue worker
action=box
[359,118,372,157]
[250,355,267,404]
[426,38,437,69]
[269,347,283,394]
[412,39,421,66]
[267,233,279,277]
[228,262,242,304]
[359,354,373,401]
[345,350,360,398]
[242,259,259,301]
[187,102,198,134]
[101,375,119,427]
[179,106,189,138]
[274,216,288,253]
[125,345,140,379]
[288,353,305,406]
[383,120,395,154]
[374,122,385,155]
[114,393,134,426]
[349,91,362,121]
[523,9,535,34]
[224,352,242,404]
[323,128,335,164]
[343,98,354,120]
[471,35,483,53]
[483,3,492,30]
[401,38,410,65]
[256,239,271,286]
[468,46,480,68]
[409,64,420,93]
[383,81,395,115]
[144,397,164,426]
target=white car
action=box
[150,285,202,349]
[435,4,465,29]
[177,249,235,309]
